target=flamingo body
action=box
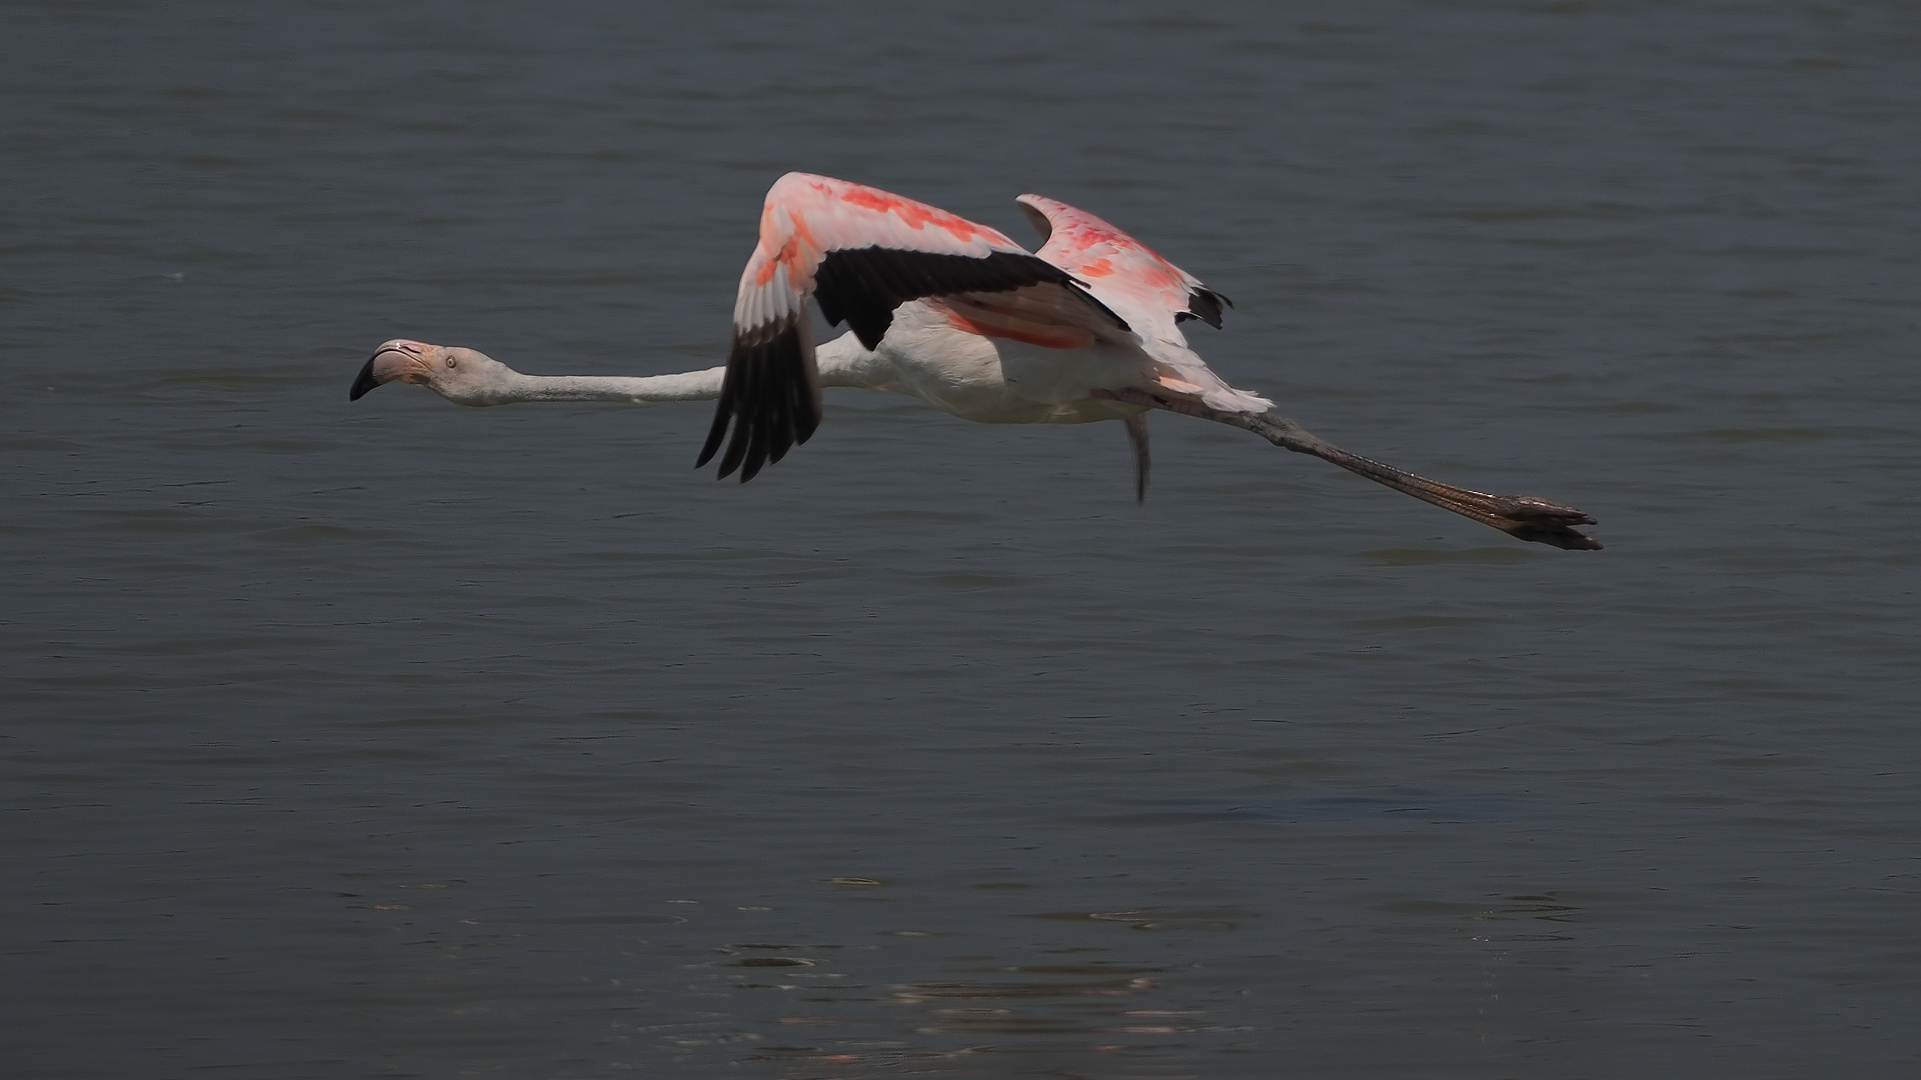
[349,173,1602,549]
[705,172,1221,480]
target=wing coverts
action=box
[700,175,1125,482]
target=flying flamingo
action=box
[351,172,1600,549]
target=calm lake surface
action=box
[5,2,1920,1076]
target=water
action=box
[5,1,1919,1076]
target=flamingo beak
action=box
[350,339,436,400]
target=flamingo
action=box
[351,173,1600,549]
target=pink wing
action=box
[1018,195,1267,414]
[1016,194,1232,334]
[700,173,1127,481]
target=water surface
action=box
[5,2,1920,1076]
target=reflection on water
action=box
[733,948,1218,1074]
[1026,908,1260,931]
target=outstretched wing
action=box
[1017,194,1233,335]
[699,172,1127,482]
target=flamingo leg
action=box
[1095,388,1601,550]
[1124,413,1151,505]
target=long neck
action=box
[497,368,725,403]
[477,330,885,405]
[816,330,886,388]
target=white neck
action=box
[454,331,884,406]
[498,368,725,403]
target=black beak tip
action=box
[348,354,381,401]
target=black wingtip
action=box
[701,312,818,484]
[696,406,729,468]
[1179,287,1231,330]
[715,417,746,478]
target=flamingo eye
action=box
[445,356,458,368]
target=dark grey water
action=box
[6,1,1920,1076]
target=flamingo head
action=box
[350,339,514,406]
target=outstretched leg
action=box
[1095,388,1601,550]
